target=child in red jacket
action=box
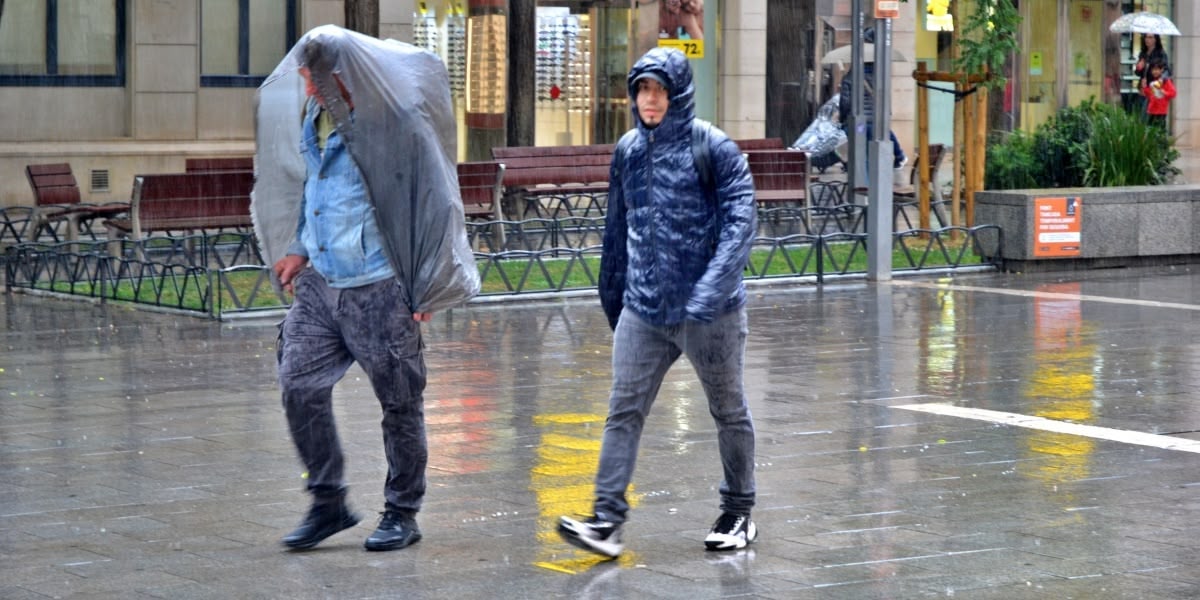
[1142,58,1176,130]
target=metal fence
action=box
[3,204,1002,319]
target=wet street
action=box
[3,266,1200,599]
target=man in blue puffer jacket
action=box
[558,47,759,558]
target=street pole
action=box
[848,0,865,195]
[866,16,894,281]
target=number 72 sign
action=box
[657,39,704,59]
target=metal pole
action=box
[848,0,865,195]
[866,17,893,281]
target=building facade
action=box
[0,1,1194,208]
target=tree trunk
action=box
[766,0,815,144]
[345,0,380,38]
[507,0,536,148]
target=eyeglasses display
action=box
[445,14,466,96]
[536,13,592,113]
[466,13,507,114]
[413,3,468,99]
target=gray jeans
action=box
[594,307,756,523]
[277,268,427,513]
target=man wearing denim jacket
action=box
[266,30,453,554]
[557,47,759,558]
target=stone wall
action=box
[977,186,1200,270]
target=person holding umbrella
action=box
[1134,33,1169,92]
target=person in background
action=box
[1134,33,1169,92]
[837,28,906,179]
[556,47,758,559]
[1141,57,1176,130]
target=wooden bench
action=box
[734,137,786,151]
[491,138,784,219]
[185,157,254,173]
[104,171,255,251]
[491,144,613,219]
[457,161,507,250]
[745,149,812,229]
[745,150,811,207]
[25,163,129,241]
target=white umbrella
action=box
[1109,11,1181,36]
[821,43,907,66]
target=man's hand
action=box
[273,255,308,294]
[413,312,433,322]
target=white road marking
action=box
[889,280,1200,311]
[894,403,1200,454]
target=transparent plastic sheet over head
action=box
[253,25,479,313]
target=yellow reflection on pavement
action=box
[1023,283,1097,493]
[531,412,639,572]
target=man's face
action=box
[299,66,352,109]
[636,78,669,128]
[299,67,323,104]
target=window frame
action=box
[0,0,127,87]
[200,0,298,88]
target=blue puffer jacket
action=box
[599,48,756,329]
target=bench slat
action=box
[109,172,255,242]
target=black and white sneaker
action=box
[558,515,624,558]
[704,512,757,551]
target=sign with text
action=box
[876,1,901,19]
[1034,196,1082,257]
[657,38,704,59]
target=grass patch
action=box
[30,238,989,311]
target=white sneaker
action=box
[558,515,624,558]
[704,512,758,551]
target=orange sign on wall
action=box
[1034,196,1082,257]
[875,0,900,19]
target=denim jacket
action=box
[290,99,393,288]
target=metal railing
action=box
[3,203,1002,318]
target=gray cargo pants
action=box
[277,268,427,513]
[593,307,756,523]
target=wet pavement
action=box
[4,265,1200,599]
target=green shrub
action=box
[1084,103,1180,186]
[1031,100,1099,187]
[985,129,1039,190]
[984,98,1177,190]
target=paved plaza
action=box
[3,265,1200,598]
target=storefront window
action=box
[534,7,592,146]
[1067,0,1105,107]
[1018,0,1059,131]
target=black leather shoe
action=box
[282,501,361,550]
[364,510,422,551]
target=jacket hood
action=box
[627,47,695,141]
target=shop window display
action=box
[536,8,593,145]
[413,3,468,99]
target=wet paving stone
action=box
[3,265,1200,597]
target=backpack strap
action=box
[692,118,715,196]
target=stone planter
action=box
[976,185,1200,271]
